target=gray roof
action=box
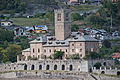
[29,34,98,47]
[23,48,30,52]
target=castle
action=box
[0,9,119,79]
[17,9,99,61]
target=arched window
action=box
[54,65,57,70]
[62,65,65,70]
[69,65,73,71]
[24,64,27,70]
[46,65,50,70]
[31,65,35,70]
[39,65,42,70]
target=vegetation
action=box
[70,54,80,59]
[71,13,83,21]
[84,0,120,30]
[0,44,21,63]
[0,0,26,12]
[94,62,102,69]
[15,36,30,49]
[0,29,14,42]
[53,51,64,59]
[0,29,31,63]
[83,52,101,60]
[27,56,37,60]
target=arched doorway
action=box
[31,65,35,70]
[54,65,57,70]
[39,65,42,70]
[101,71,105,74]
[24,64,27,70]
[62,65,65,70]
[46,65,50,70]
[69,65,73,71]
[117,71,120,76]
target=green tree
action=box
[94,62,102,69]
[15,36,30,49]
[71,13,83,21]
[6,44,22,62]
[103,40,111,48]
[84,52,101,60]
[0,47,8,63]
[53,51,64,59]
[70,54,80,59]
[0,29,14,42]
[71,24,79,32]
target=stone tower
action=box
[54,9,71,40]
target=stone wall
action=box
[92,67,120,75]
[0,60,115,73]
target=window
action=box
[72,49,74,52]
[72,44,74,46]
[62,65,65,70]
[66,13,69,21]
[33,49,35,53]
[39,65,42,70]
[80,54,82,57]
[54,65,57,70]
[1,23,4,25]
[80,43,82,46]
[46,65,50,70]
[31,65,35,70]
[33,55,35,58]
[8,23,10,25]
[80,49,82,52]
[60,49,62,51]
[54,49,56,52]
[57,13,61,21]
[38,55,40,58]
[69,65,73,71]
[44,49,46,53]
[49,49,51,52]
[66,13,69,17]
[24,64,27,70]
[38,49,40,53]
[66,49,67,52]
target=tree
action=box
[53,51,64,59]
[0,47,8,63]
[70,54,80,59]
[103,40,111,48]
[6,44,22,62]
[15,36,30,49]
[0,29,14,42]
[71,13,83,21]
[94,62,102,69]
[86,14,107,27]
[71,24,79,32]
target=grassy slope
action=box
[11,18,49,27]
